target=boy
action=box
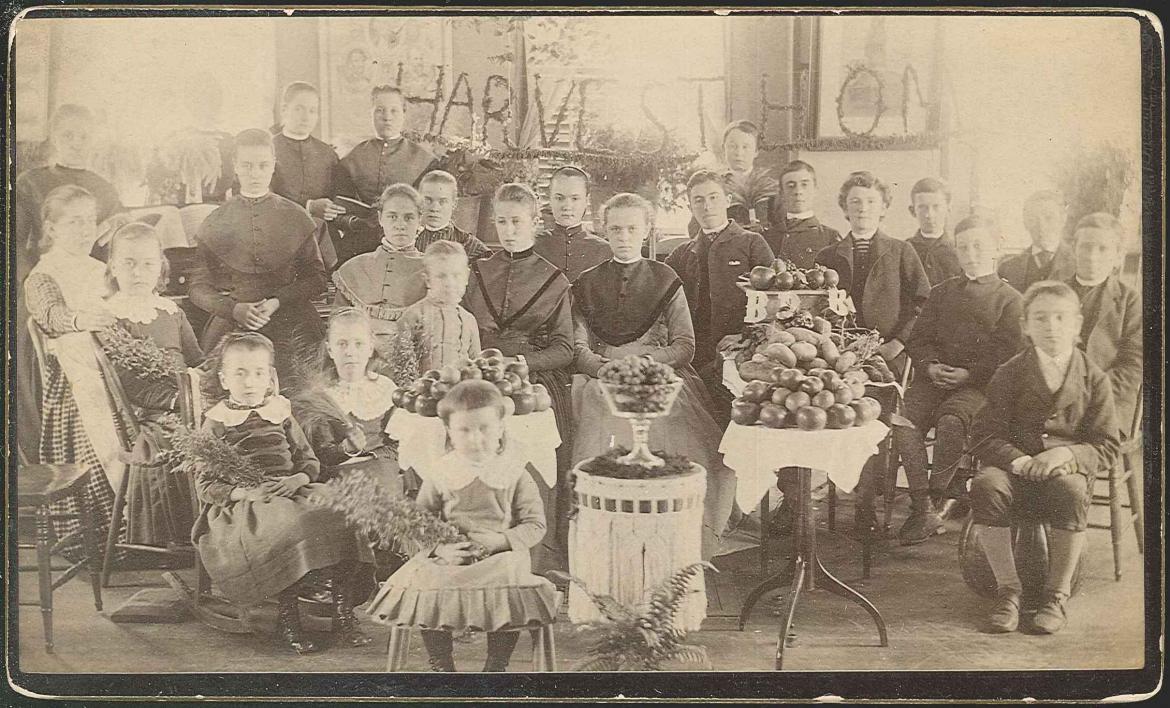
[769,159,841,268]
[335,86,440,263]
[1067,213,1142,429]
[189,128,327,382]
[399,240,481,371]
[893,215,1025,545]
[997,190,1076,293]
[814,171,931,535]
[667,169,774,376]
[969,281,1120,634]
[533,165,612,282]
[415,170,492,261]
[906,177,963,286]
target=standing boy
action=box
[533,165,612,283]
[414,170,492,261]
[969,281,1120,634]
[893,215,1025,544]
[997,190,1076,293]
[906,177,963,286]
[769,159,841,268]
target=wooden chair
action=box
[385,591,563,671]
[17,464,104,652]
[1088,394,1144,580]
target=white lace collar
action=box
[326,373,397,421]
[433,442,528,492]
[105,292,180,324]
[204,395,292,426]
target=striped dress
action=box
[398,297,481,371]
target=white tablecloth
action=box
[722,357,747,397]
[719,420,890,509]
[385,409,561,487]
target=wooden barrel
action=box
[568,463,707,631]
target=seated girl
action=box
[968,281,1120,635]
[570,192,737,561]
[102,222,204,549]
[367,381,557,672]
[398,240,481,371]
[192,332,373,654]
[24,184,123,560]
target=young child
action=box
[193,332,373,654]
[1067,213,1143,431]
[415,170,492,261]
[893,215,1025,544]
[533,165,612,283]
[24,185,122,559]
[969,281,1120,634]
[103,222,204,548]
[463,182,574,572]
[814,171,931,535]
[906,177,963,286]
[769,160,841,268]
[333,184,429,360]
[366,380,555,672]
[188,128,327,382]
[997,190,1076,293]
[720,120,779,232]
[399,240,481,371]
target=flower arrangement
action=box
[578,447,694,481]
[549,562,713,671]
[145,130,223,205]
[313,470,489,561]
[157,417,268,489]
[96,325,184,384]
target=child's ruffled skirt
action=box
[366,549,557,631]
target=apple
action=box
[411,379,432,397]
[790,342,818,363]
[503,371,524,389]
[495,379,515,396]
[415,395,439,418]
[850,397,881,424]
[811,390,837,409]
[749,265,777,290]
[783,390,811,412]
[438,365,462,384]
[422,369,441,381]
[795,405,828,431]
[832,384,855,405]
[773,271,795,291]
[391,388,407,408]
[505,361,530,381]
[758,403,787,428]
[480,348,503,359]
[806,270,826,289]
[776,368,805,391]
[742,380,773,404]
[502,396,516,416]
[770,387,792,406]
[512,391,536,415]
[482,367,503,382]
[400,390,417,412]
[849,380,868,399]
[485,356,505,368]
[474,357,490,369]
[730,398,761,426]
[431,381,453,399]
[799,377,825,396]
[517,381,535,394]
[826,403,857,429]
[819,371,843,390]
[807,357,830,370]
[460,366,483,380]
[532,384,552,411]
[823,268,840,288]
[771,258,789,274]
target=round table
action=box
[717,421,891,669]
[385,408,561,487]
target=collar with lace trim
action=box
[204,395,292,427]
[105,292,180,324]
[326,373,397,421]
[432,442,529,492]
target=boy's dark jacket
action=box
[972,347,1121,479]
[997,244,1076,293]
[815,230,931,343]
[1071,274,1143,430]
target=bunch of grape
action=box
[599,356,681,413]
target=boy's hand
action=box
[342,427,368,455]
[433,542,474,566]
[466,531,508,554]
[309,198,347,221]
[256,298,281,318]
[936,365,971,389]
[264,473,310,498]
[233,301,271,330]
[1020,447,1074,480]
[76,309,117,331]
[926,362,948,386]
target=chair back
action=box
[179,204,219,244]
[27,319,52,391]
[90,335,142,447]
[176,367,206,429]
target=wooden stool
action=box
[385,592,562,671]
[17,464,104,652]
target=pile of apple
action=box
[745,258,840,292]
[390,347,553,417]
[730,365,882,431]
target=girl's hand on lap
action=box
[467,531,508,554]
[267,473,310,497]
[433,542,474,566]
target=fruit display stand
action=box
[717,420,890,669]
[385,408,561,488]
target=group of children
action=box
[19,89,1143,665]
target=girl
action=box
[193,332,373,654]
[367,381,557,672]
[103,222,204,549]
[571,192,737,561]
[332,184,428,360]
[24,185,123,560]
[398,240,481,371]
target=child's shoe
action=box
[985,587,1020,633]
[898,497,944,545]
[1030,592,1069,634]
[277,589,320,655]
[331,582,372,648]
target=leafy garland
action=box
[549,562,713,671]
[313,470,489,561]
[578,447,694,481]
[96,325,184,384]
[770,132,941,153]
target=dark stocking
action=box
[421,629,456,672]
[484,631,521,672]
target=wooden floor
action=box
[14,493,1146,676]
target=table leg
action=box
[738,559,794,631]
[774,556,807,670]
[815,558,889,647]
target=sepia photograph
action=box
[3,4,1162,702]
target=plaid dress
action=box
[25,255,128,562]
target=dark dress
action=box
[533,224,613,283]
[271,132,347,270]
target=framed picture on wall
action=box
[318,15,454,154]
